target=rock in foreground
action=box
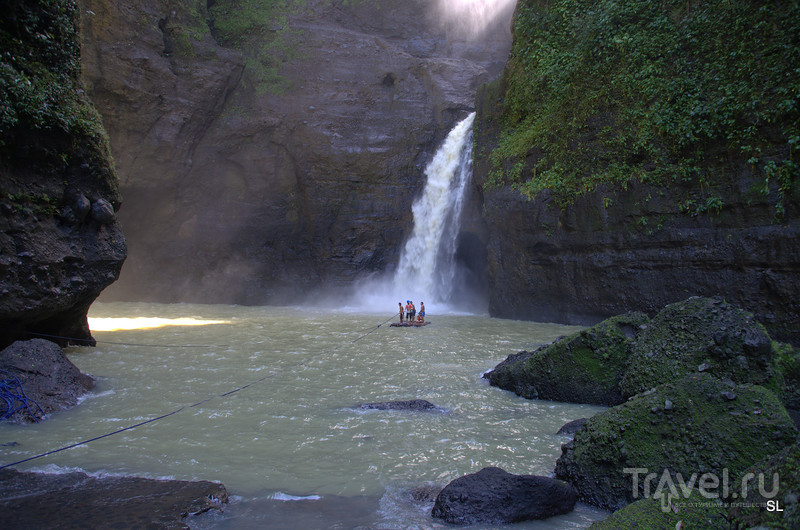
[555,373,797,511]
[431,467,577,525]
[0,469,227,529]
[0,339,94,423]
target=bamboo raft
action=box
[390,321,430,327]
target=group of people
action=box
[398,300,425,323]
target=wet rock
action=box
[0,339,94,423]
[431,467,577,525]
[555,373,797,511]
[0,469,227,528]
[357,399,440,412]
[556,418,587,435]
[485,312,649,406]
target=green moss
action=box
[0,0,116,195]
[556,373,797,510]
[730,442,800,529]
[775,342,800,411]
[489,0,800,214]
[208,0,305,94]
[487,312,648,405]
[591,491,728,530]
[620,297,779,398]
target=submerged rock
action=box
[431,467,577,525]
[620,297,780,398]
[0,469,227,528]
[485,312,649,406]
[0,339,94,423]
[555,373,797,511]
[357,399,441,412]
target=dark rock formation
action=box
[0,0,126,348]
[0,468,227,529]
[621,297,781,398]
[484,312,648,405]
[555,373,797,511]
[556,418,587,436]
[0,339,94,423]
[78,0,513,305]
[431,466,577,525]
[358,399,441,412]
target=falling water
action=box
[393,112,475,306]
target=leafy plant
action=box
[488,0,800,217]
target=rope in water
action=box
[25,331,225,349]
[1,312,402,470]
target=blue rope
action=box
[0,370,44,423]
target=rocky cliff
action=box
[0,0,126,347]
[471,0,800,343]
[78,0,513,304]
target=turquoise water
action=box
[0,302,608,528]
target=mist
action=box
[428,0,518,40]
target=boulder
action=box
[729,441,800,529]
[556,418,587,436]
[0,339,94,423]
[485,312,649,406]
[620,297,780,398]
[431,467,577,525]
[555,373,797,511]
[0,469,227,528]
[589,492,728,529]
[357,399,440,412]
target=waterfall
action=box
[393,112,475,306]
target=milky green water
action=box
[0,302,608,528]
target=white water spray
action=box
[393,112,475,306]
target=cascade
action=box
[393,112,475,306]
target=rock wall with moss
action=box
[471,0,800,343]
[0,0,126,347]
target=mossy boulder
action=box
[620,297,779,398]
[555,373,797,511]
[729,441,800,529]
[485,312,648,406]
[775,343,800,415]
[589,490,728,530]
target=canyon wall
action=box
[78,0,513,304]
[470,1,800,343]
[0,0,126,348]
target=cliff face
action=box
[0,0,126,348]
[471,0,800,343]
[78,0,513,304]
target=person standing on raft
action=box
[398,302,404,323]
[418,302,425,322]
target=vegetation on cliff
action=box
[208,0,304,93]
[488,0,799,216]
[0,0,115,191]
